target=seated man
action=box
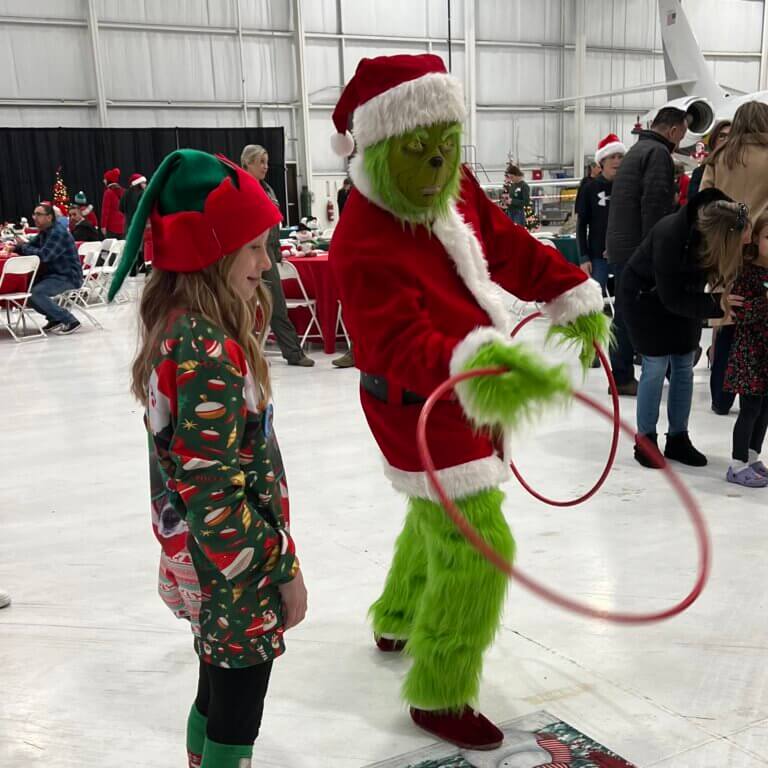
[68,206,102,242]
[14,202,83,334]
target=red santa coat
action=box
[330,162,603,501]
[101,184,125,235]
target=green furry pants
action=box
[370,487,515,711]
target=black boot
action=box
[664,431,707,467]
[634,432,666,469]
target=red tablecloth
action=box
[283,253,342,354]
[0,255,30,295]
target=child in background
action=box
[725,211,768,487]
[109,149,307,767]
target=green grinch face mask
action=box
[364,121,463,224]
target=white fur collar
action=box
[350,158,511,334]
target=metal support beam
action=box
[463,0,477,150]
[85,0,108,127]
[572,0,586,177]
[291,0,313,215]
[234,0,248,127]
[761,0,768,90]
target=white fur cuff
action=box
[449,326,509,377]
[541,279,603,326]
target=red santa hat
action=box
[595,134,626,164]
[129,173,147,187]
[103,167,120,184]
[330,53,466,157]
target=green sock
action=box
[186,704,207,766]
[201,738,253,768]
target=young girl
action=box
[109,149,307,768]
[725,211,768,487]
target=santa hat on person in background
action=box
[330,53,466,158]
[595,134,627,164]
[129,173,147,187]
[107,149,281,302]
[103,167,121,185]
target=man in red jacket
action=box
[330,54,609,750]
[100,167,125,237]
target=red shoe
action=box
[410,706,504,750]
[374,634,408,652]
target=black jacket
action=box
[620,188,727,356]
[119,185,144,233]
[71,219,102,242]
[687,164,705,200]
[606,130,677,265]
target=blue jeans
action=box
[590,257,609,293]
[637,352,695,436]
[509,209,526,227]
[28,276,78,324]
[710,324,736,414]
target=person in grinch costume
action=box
[330,54,609,750]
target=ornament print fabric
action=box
[147,313,298,668]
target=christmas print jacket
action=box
[147,312,298,668]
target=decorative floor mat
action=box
[365,711,636,768]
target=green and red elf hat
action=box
[108,149,282,302]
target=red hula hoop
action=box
[509,311,620,506]
[416,366,711,624]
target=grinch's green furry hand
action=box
[454,339,571,430]
[547,311,612,373]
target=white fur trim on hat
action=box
[595,140,626,164]
[131,175,147,187]
[331,130,355,157]
[383,455,510,501]
[353,72,466,151]
[541,278,603,326]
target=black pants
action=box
[609,262,637,385]
[195,660,273,745]
[732,394,768,462]
[710,325,736,414]
[263,260,305,363]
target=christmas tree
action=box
[524,200,540,231]
[52,166,69,213]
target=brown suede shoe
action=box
[287,354,315,367]
[374,634,407,653]
[410,707,504,750]
[332,349,355,368]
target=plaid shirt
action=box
[20,222,83,286]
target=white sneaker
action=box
[0,590,11,609]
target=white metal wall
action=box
[0,0,764,185]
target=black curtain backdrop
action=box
[0,127,286,225]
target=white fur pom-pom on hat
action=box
[331,131,355,157]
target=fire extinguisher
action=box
[326,198,335,222]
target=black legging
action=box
[732,394,768,462]
[195,660,273,745]
[710,325,736,414]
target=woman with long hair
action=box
[620,190,748,469]
[109,149,307,768]
[240,144,314,367]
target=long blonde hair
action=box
[707,101,768,171]
[698,200,751,312]
[131,253,272,405]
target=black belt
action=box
[360,372,426,406]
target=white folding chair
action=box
[0,255,45,342]
[335,301,350,346]
[275,260,323,348]
[56,245,106,329]
[101,240,128,303]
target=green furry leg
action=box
[402,487,515,711]
[370,503,428,639]
[200,738,252,767]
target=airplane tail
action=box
[659,0,724,107]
